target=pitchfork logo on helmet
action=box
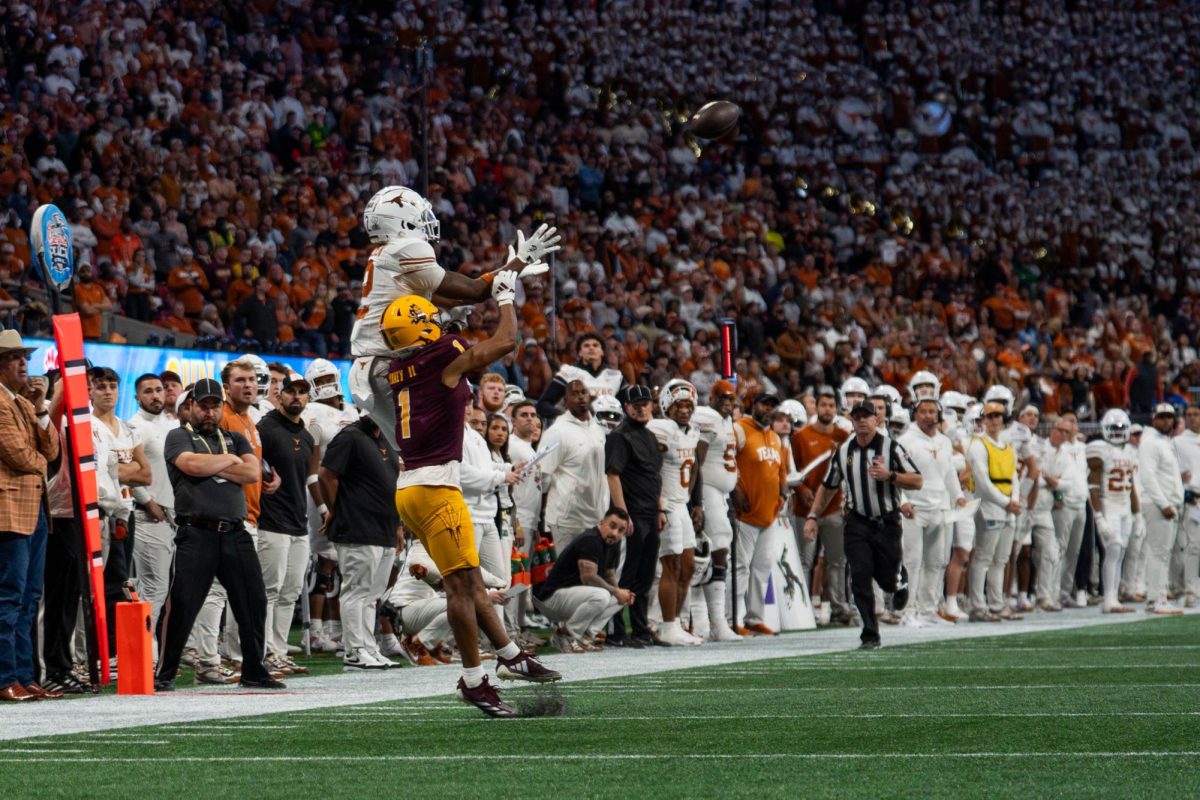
[304,358,341,401]
[1101,409,1131,445]
[380,295,443,353]
[363,185,440,243]
[659,378,698,418]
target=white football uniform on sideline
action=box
[555,364,625,400]
[691,405,738,551]
[648,418,700,557]
[348,237,446,449]
[1087,437,1139,610]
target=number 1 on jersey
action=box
[397,387,412,440]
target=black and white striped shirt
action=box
[822,432,919,519]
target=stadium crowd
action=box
[3,0,1200,708]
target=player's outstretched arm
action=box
[441,270,520,389]
[432,226,558,307]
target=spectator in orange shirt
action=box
[274,293,297,344]
[167,259,209,316]
[159,300,196,335]
[71,264,113,339]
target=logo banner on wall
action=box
[25,339,353,420]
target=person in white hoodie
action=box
[1170,405,1200,608]
[966,401,1022,622]
[460,405,518,586]
[1042,418,1087,611]
[537,379,610,553]
[897,398,966,625]
[1139,403,1186,615]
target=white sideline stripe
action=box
[5,607,1195,742]
[2,751,1199,765]
[5,748,88,753]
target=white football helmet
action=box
[659,379,697,418]
[940,390,971,414]
[777,399,808,428]
[888,406,910,437]
[242,353,270,394]
[983,384,1015,417]
[840,376,870,412]
[363,185,440,243]
[908,370,940,402]
[964,402,983,430]
[690,533,713,587]
[304,358,341,401]
[591,395,624,432]
[503,384,526,409]
[870,384,903,419]
[1101,409,1131,445]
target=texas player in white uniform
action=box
[690,380,742,641]
[647,379,703,646]
[348,185,558,449]
[1086,409,1140,613]
[299,358,357,650]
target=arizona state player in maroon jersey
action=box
[381,270,560,717]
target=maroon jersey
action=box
[387,335,472,469]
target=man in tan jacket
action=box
[0,330,60,701]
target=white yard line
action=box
[4,606,1194,742]
[1,751,1198,764]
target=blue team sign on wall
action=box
[29,203,76,290]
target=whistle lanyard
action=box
[186,422,228,455]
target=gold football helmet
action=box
[380,295,443,352]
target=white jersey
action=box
[647,419,700,508]
[1085,439,1138,517]
[126,408,177,509]
[556,364,624,399]
[303,400,354,457]
[692,406,738,493]
[1174,429,1200,491]
[94,416,140,516]
[349,238,446,357]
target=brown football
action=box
[689,100,741,139]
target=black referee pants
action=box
[41,518,82,679]
[844,512,903,645]
[613,512,660,639]
[156,523,270,683]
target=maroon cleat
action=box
[456,676,517,718]
[496,651,562,683]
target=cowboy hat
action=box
[0,330,35,356]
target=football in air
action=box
[688,100,741,140]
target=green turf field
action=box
[6,616,1199,798]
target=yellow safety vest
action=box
[970,435,1014,497]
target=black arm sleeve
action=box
[536,374,568,419]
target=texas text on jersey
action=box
[648,418,700,507]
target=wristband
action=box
[306,474,319,487]
[480,271,496,285]
[317,503,329,516]
[806,513,818,521]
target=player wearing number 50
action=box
[381,271,560,719]
[348,185,558,451]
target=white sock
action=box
[381,633,399,650]
[704,581,728,628]
[327,621,342,639]
[461,665,485,688]
[310,620,324,638]
[1018,592,1029,606]
[946,596,960,616]
[497,642,521,660]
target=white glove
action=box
[1093,512,1112,545]
[506,245,549,279]
[515,223,561,265]
[491,269,518,306]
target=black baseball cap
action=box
[622,385,653,405]
[753,391,781,406]
[191,378,224,404]
[281,373,311,393]
[849,401,876,418]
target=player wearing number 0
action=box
[690,381,744,641]
[1086,409,1140,614]
[380,272,560,719]
[350,185,559,450]
[647,380,704,646]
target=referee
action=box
[803,401,923,649]
[154,378,284,691]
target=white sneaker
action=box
[369,649,402,669]
[1147,602,1185,616]
[343,648,388,671]
[898,612,927,628]
[1075,590,1087,608]
[656,621,690,646]
[924,612,951,626]
[708,621,744,642]
[378,635,406,658]
[680,628,704,646]
[305,632,339,653]
[818,603,832,626]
